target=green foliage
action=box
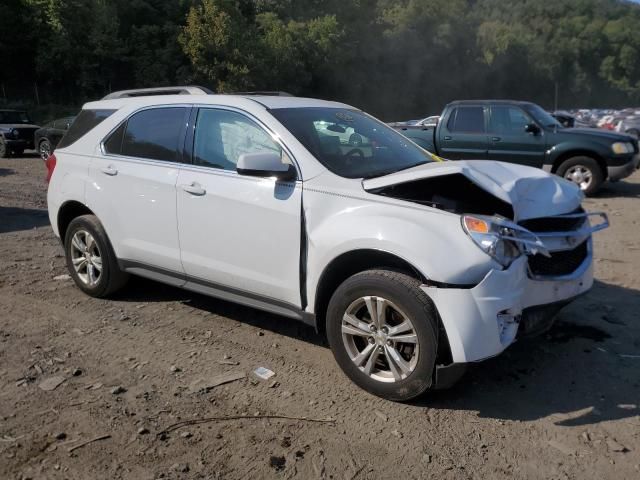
[2,0,640,116]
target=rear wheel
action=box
[557,156,604,196]
[39,139,52,160]
[64,215,128,297]
[326,269,438,401]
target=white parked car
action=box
[46,87,608,401]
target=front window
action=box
[525,104,562,129]
[0,111,31,124]
[270,107,434,178]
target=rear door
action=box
[487,105,547,168]
[176,106,302,307]
[87,106,189,276]
[437,105,488,159]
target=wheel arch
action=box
[551,149,607,179]
[312,248,454,365]
[57,200,95,242]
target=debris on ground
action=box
[253,367,275,381]
[53,274,71,281]
[110,385,127,395]
[189,372,245,394]
[38,376,66,391]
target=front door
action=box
[438,105,488,160]
[487,105,547,168]
[176,107,303,307]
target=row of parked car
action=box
[0,109,74,160]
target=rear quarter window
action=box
[57,109,115,149]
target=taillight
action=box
[45,153,57,183]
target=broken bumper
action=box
[422,247,593,364]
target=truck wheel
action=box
[326,269,438,401]
[0,138,9,158]
[556,156,604,196]
[64,214,128,298]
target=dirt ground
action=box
[0,154,639,480]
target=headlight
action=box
[461,216,522,267]
[611,142,633,154]
[11,128,20,138]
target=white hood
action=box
[362,160,583,221]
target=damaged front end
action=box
[362,160,610,364]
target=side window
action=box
[447,106,485,133]
[193,109,284,171]
[119,107,188,162]
[103,123,126,154]
[57,109,115,149]
[490,106,532,134]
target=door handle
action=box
[101,165,118,176]
[443,136,452,141]
[491,137,501,142]
[181,182,206,196]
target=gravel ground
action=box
[0,154,639,479]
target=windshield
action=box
[525,104,562,129]
[270,107,434,178]
[0,111,32,124]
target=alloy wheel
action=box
[564,165,593,191]
[341,295,419,383]
[39,140,51,160]
[69,229,102,286]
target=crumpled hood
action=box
[362,160,583,221]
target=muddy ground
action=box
[0,154,639,479]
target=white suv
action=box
[46,88,608,401]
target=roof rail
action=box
[102,85,213,100]
[230,91,294,97]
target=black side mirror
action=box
[525,123,540,135]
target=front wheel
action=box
[556,156,604,196]
[326,270,438,401]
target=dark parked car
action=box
[34,116,75,160]
[0,109,40,158]
[393,100,639,195]
[551,110,593,129]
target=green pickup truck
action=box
[393,100,639,195]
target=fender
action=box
[303,189,500,312]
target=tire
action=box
[0,137,9,158]
[326,269,439,401]
[556,156,604,196]
[64,214,128,297]
[39,139,52,160]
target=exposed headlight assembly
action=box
[461,215,549,268]
[611,142,634,154]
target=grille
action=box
[519,208,585,232]
[15,128,37,141]
[528,240,588,277]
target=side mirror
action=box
[236,152,296,181]
[525,123,540,135]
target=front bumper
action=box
[5,138,34,150]
[422,250,593,364]
[607,154,640,181]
